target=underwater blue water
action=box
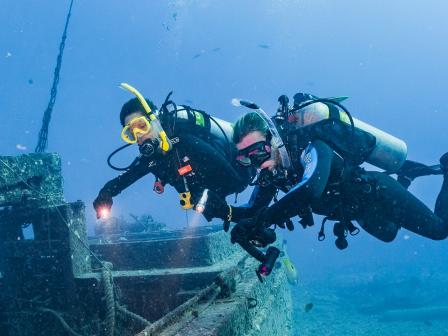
[2,1,448,334]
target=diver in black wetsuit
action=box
[205,93,448,275]
[93,88,251,220]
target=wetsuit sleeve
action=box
[265,140,334,223]
[99,157,153,197]
[231,184,277,221]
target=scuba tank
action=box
[287,95,407,173]
[167,105,234,143]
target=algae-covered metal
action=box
[0,153,64,207]
[0,153,294,336]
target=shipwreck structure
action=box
[0,153,294,336]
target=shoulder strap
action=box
[327,102,341,120]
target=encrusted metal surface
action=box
[0,153,64,208]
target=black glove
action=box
[248,206,294,231]
[93,191,113,219]
[201,191,232,231]
[230,217,276,247]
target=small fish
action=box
[211,47,221,52]
[16,144,27,151]
[28,79,34,85]
[257,44,270,49]
[172,13,177,20]
[192,50,205,59]
[283,258,299,285]
[281,240,299,285]
[304,303,314,313]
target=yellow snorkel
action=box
[119,83,172,152]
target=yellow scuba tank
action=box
[290,100,407,172]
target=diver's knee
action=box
[428,225,448,240]
[376,230,398,243]
[379,233,397,243]
[358,220,399,243]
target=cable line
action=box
[35,0,74,153]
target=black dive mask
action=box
[139,138,160,157]
[236,141,272,167]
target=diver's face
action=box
[124,111,153,145]
[236,131,277,170]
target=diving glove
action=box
[250,206,295,231]
[201,190,231,219]
[93,191,113,219]
[230,217,277,247]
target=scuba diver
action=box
[93,83,251,220]
[204,93,448,280]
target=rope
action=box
[35,0,74,153]
[100,262,115,336]
[37,307,84,336]
[116,304,151,328]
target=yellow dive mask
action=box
[121,116,151,144]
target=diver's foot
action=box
[440,152,448,175]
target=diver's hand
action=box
[229,208,271,243]
[230,217,276,247]
[201,191,230,222]
[230,218,256,244]
[93,191,113,219]
[255,206,295,231]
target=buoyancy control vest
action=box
[158,102,252,195]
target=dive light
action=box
[195,189,209,214]
[99,207,110,220]
[256,246,281,282]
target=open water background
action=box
[2,1,448,334]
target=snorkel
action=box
[107,84,174,171]
[120,83,173,153]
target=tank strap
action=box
[183,106,212,131]
[327,103,341,120]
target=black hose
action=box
[107,143,133,171]
[209,115,233,156]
